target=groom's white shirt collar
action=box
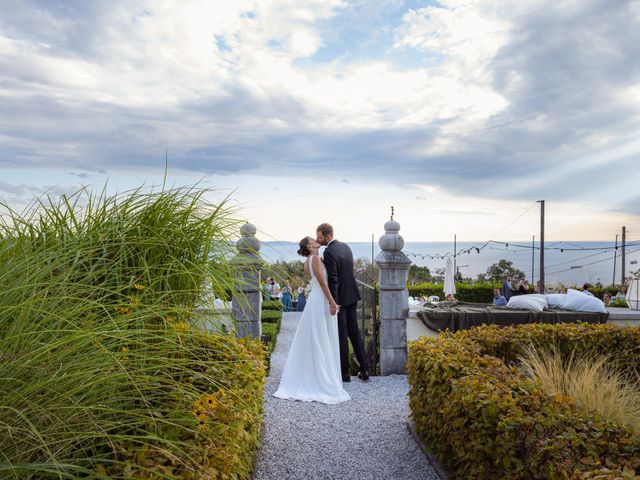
[327,238,336,247]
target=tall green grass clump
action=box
[0,186,266,479]
[519,346,640,433]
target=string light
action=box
[405,239,640,260]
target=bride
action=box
[273,236,350,404]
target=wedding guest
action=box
[517,280,527,295]
[445,293,458,302]
[502,276,514,300]
[281,281,292,312]
[269,278,282,299]
[296,284,307,311]
[263,278,273,301]
[582,283,594,296]
[492,288,507,306]
[614,284,627,300]
[603,292,611,306]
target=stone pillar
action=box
[375,216,411,375]
[231,222,264,338]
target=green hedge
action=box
[589,286,625,299]
[180,334,266,479]
[261,321,280,374]
[262,322,279,344]
[408,283,627,304]
[408,323,640,479]
[408,282,500,303]
[466,323,640,376]
[262,300,283,311]
[261,309,282,324]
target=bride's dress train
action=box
[273,257,350,404]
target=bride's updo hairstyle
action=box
[297,237,312,257]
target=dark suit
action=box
[323,239,368,376]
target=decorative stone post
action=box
[231,222,264,339]
[375,210,411,375]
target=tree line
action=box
[262,257,527,286]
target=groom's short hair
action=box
[316,223,333,237]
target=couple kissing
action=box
[273,223,369,405]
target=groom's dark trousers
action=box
[323,239,368,376]
[337,302,368,376]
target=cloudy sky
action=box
[1,0,639,242]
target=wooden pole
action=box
[621,226,626,285]
[531,235,535,287]
[538,200,545,294]
[613,234,618,286]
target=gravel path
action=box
[254,312,440,480]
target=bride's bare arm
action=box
[311,255,338,313]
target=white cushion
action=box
[545,293,567,309]
[505,294,548,312]
[562,289,607,313]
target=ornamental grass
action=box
[519,346,640,434]
[0,186,265,479]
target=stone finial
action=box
[231,221,263,339]
[375,209,411,376]
[379,218,404,252]
[236,222,260,254]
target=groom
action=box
[316,223,369,382]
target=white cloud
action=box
[1,0,640,238]
[411,183,441,194]
[395,0,510,68]
[0,0,508,136]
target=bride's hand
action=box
[329,299,338,316]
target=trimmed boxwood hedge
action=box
[408,282,500,303]
[408,282,625,304]
[262,322,279,344]
[186,334,266,479]
[262,300,283,311]
[466,323,640,376]
[261,309,282,324]
[261,305,282,374]
[408,323,640,479]
[261,310,282,357]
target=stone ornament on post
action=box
[375,209,412,375]
[231,222,264,338]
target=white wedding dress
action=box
[273,255,350,404]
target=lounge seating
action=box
[416,301,608,333]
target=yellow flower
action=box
[133,283,145,291]
[192,392,222,429]
[121,347,129,353]
[126,295,141,308]
[165,315,176,324]
[174,321,189,332]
